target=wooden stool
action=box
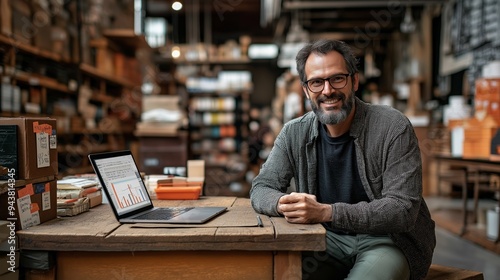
[425,264,484,280]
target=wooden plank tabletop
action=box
[18,203,120,250]
[18,197,325,252]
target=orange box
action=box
[154,186,202,200]
[475,78,500,124]
[463,117,498,159]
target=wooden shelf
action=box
[0,7,144,179]
[173,57,251,65]
[188,89,252,96]
[80,63,138,88]
[69,127,126,135]
[13,71,72,93]
[0,34,71,63]
[0,112,48,118]
[90,93,115,103]
[102,29,151,51]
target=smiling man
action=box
[250,40,435,280]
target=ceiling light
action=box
[171,46,181,59]
[172,1,183,11]
[400,5,416,33]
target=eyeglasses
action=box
[305,73,352,93]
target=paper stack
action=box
[57,178,102,211]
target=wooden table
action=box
[434,154,500,242]
[18,196,326,280]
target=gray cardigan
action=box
[250,97,436,280]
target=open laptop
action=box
[88,150,227,224]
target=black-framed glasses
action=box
[305,73,352,93]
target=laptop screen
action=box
[92,153,152,215]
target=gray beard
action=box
[311,91,355,125]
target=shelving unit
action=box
[188,90,250,161]
[61,28,148,176]
[0,17,149,178]
[187,88,251,196]
[171,57,253,196]
[0,34,77,118]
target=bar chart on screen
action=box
[110,177,147,209]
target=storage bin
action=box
[155,186,202,200]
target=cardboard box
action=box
[123,57,142,85]
[490,130,500,160]
[85,189,102,208]
[52,10,71,60]
[475,78,500,124]
[31,2,53,52]
[0,0,11,36]
[463,117,498,159]
[107,0,135,30]
[0,179,57,230]
[11,0,31,45]
[89,38,116,75]
[0,118,58,180]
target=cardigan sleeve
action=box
[250,125,295,216]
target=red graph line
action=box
[111,183,124,208]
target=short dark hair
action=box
[295,40,359,84]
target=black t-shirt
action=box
[317,124,369,232]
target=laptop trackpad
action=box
[167,207,226,224]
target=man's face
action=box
[302,51,359,125]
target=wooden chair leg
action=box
[473,170,480,224]
[461,169,468,236]
[496,193,500,243]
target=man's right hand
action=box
[278,192,332,224]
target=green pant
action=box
[302,231,410,280]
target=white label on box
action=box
[17,196,40,230]
[49,134,57,149]
[42,191,51,211]
[36,132,50,168]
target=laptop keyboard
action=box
[134,207,194,220]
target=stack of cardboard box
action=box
[0,117,58,230]
[455,61,500,159]
[0,117,59,277]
